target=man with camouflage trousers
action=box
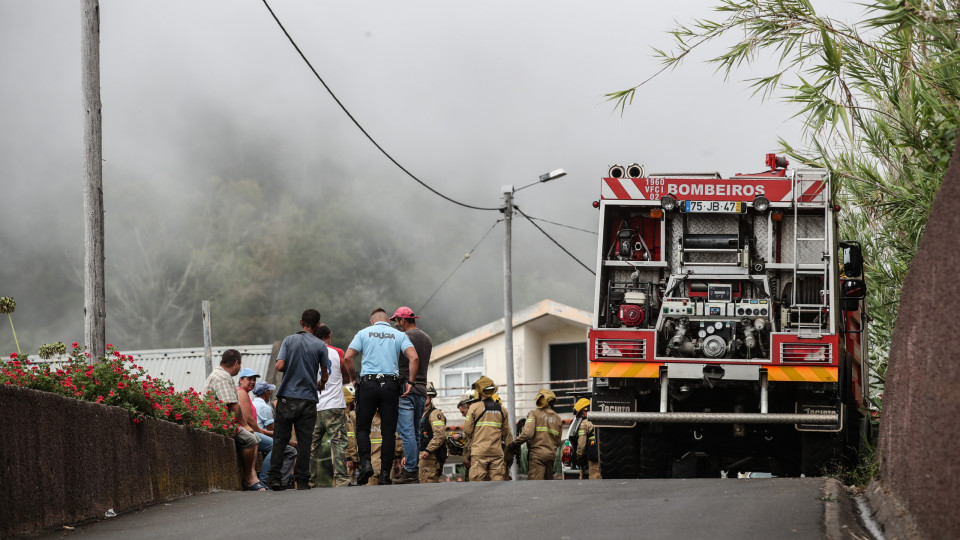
[310,324,355,487]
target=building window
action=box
[441,351,484,396]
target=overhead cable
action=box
[417,220,503,314]
[515,206,595,275]
[260,0,500,212]
[525,215,597,235]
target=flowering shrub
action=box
[1,344,238,437]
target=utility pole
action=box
[82,0,105,360]
[501,185,518,482]
[501,169,566,481]
[202,301,213,378]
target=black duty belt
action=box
[360,373,400,382]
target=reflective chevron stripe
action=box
[766,366,838,382]
[589,361,663,378]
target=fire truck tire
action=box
[598,427,639,479]
[800,431,842,477]
[638,428,672,478]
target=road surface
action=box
[42,478,860,540]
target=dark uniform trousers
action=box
[270,396,318,485]
[355,377,401,475]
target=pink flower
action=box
[71,342,79,348]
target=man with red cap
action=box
[390,306,433,484]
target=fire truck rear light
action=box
[771,212,783,222]
[595,339,646,360]
[661,195,678,212]
[592,200,600,208]
[650,209,663,218]
[753,195,770,212]
[780,342,832,364]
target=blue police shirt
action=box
[348,321,414,377]
[276,331,331,401]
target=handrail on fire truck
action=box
[789,170,833,338]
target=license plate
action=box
[683,200,742,213]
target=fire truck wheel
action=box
[638,428,672,479]
[800,431,842,477]
[598,427,639,479]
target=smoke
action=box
[3,0,860,355]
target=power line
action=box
[417,220,503,314]
[515,206,595,275]
[260,0,500,212]
[525,215,597,235]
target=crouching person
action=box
[202,349,269,491]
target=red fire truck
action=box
[586,155,869,477]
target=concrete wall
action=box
[0,385,240,537]
[879,136,960,540]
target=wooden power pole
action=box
[82,0,105,360]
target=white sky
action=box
[0,1,869,345]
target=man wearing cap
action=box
[310,324,353,488]
[418,382,447,483]
[342,307,419,485]
[266,308,331,491]
[509,388,562,480]
[201,349,266,491]
[463,379,513,481]
[390,306,432,484]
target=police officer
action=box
[574,398,600,479]
[343,307,419,485]
[509,389,562,480]
[463,380,513,481]
[418,382,447,483]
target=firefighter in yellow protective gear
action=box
[574,398,600,479]
[365,412,384,486]
[509,388,562,480]
[470,376,515,479]
[463,380,513,481]
[418,382,447,483]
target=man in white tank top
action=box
[309,324,356,487]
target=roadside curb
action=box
[863,480,922,540]
[823,478,870,540]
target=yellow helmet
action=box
[535,388,557,409]
[473,375,498,398]
[343,386,355,404]
[574,398,591,415]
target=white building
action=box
[427,299,591,426]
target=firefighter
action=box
[447,393,475,481]
[418,382,447,483]
[509,388,562,480]
[574,398,600,479]
[463,380,513,481]
[344,387,358,483]
[365,412,384,486]
[469,376,515,479]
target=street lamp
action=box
[502,168,566,480]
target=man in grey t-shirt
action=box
[390,306,432,484]
[267,308,330,491]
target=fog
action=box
[0,1,867,353]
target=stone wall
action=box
[0,384,240,537]
[879,136,960,540]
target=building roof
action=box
[432,299,591,360]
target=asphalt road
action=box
[41,478,837,540]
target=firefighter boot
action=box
[357,460,375,485]
[393,468,420,485]
[378,470,393,485]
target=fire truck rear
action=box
[586,155,870,477]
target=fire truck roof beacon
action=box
[627,163,644,178]
[753,195,770,212]
[660,195,678,212]
[608,164,625,179]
